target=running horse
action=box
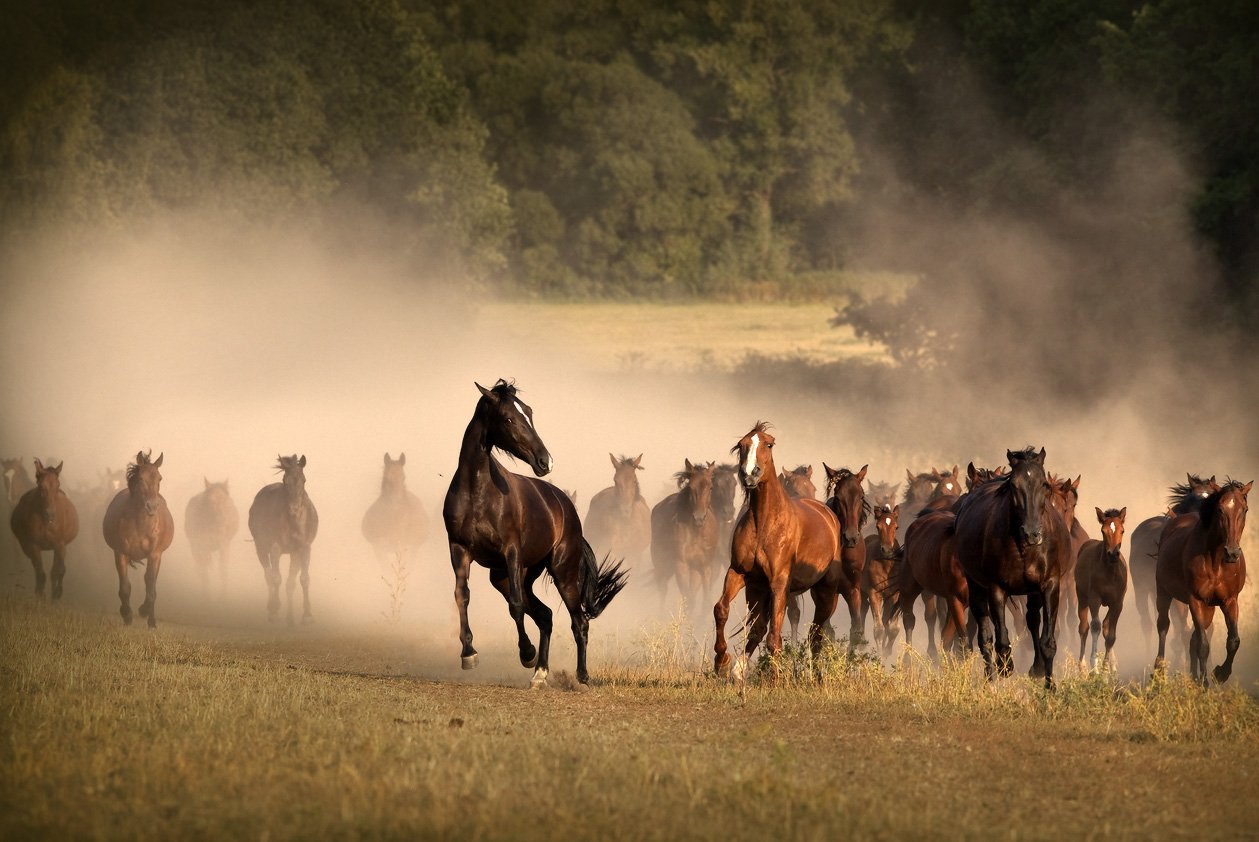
[886,504,969,660]
[102,451,174,627]
[861,503,900,655]
[711,464,740,565]
[650,459,718,611]
[3,458,35,565]
[1047,473,1088,640]
[1075,507,1127,671]
[585,454,651,566]
[361,452,429,569]
[185,478,240,597]
[898,467,958,543]
[954,447,1071,686]
[823,463,870,652]
[781,464,819,640]
[249,455,319,624]
[10,459,79,599]
[713,423,841,678]
[1155,480,1251,684]
[443,381,627,688]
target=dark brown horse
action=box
[585,454,651,567]
[361,452,429,569]
[248,455,319,625]
[443,381,627,688]
[713,423,841,678]
[102,451,175,627]
[185,478,240,596]
[711,463,740,566]
[861,503,900,655]
[886,507,968,659]
[1131,474,1216,650]
[1075,507,1127,671]
[955,447,1070,686]
[1155,480,1251,684]
[823,463,870,652]
[650,460,718,611]
[10,459,79,599]
[3,457,35,566]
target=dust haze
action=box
[2,106,1257,690]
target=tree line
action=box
[1,0,1254,309]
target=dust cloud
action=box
[2,133,1257,687]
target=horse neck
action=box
[454,413,499,491]
[749,469,793,524]
[615,472,639,505]
[381,473,406,497]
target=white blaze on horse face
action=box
[513,401,534,429]
[1226,498,1235,510]
[743,434,760,477]
[884,517,892,526]
[1108,521,1116,534]
[945,482,955,492]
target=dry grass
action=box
[2,596,1257,841]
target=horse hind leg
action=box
[1212,598,1240,684]
[257,543,281,622]
[138,554,162,628]
[1153,588,1172,673]
[50,546,67,601]
[786,593,802,643]
[524,565,554,674]
[297,546,312,623]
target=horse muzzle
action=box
[842,531,861,549]
[1225,546,1243,563]
[741,468,762,489]
[144,501,159,517]
[692,512,708,527]
[530,452,554,477]
[1021,527,1044,546]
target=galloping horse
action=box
[361,452,429,569]
[3,458,35,565]
[824,464,870,652]
[650,460,718,611]
[1047,473,1088,639]
[713,423,841,677]
[711,464,740,564]
[10,459,79,599]
[1075,507,1127,671]
[585,454,651,567]
[444,381,627,688]
[862,479,899,538]
[1155,480,1251,684]
[249,455,319,625]
[886,506,968,659]
[898,467,959,543]
[955,447,1070,686]
[861,503,900,655]
[102,451,174,627]
[781,464,819,639]
[1131,474,1215,650]
[185,478,240,596]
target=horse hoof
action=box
[139,602,152,618]
[1213,665,1231,684]
[520,647,538,669]
[529,668,549,690]
[714,654,731,677]
[147,617,157,629]
[461,654,479,670]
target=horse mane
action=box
[1168,474,1212,503]
[1197,479,1249,529]
[126,450,153,486]
[729,421,772,455]
[901,472,934,505]
[490,379,518,398]
[1100,508,1124,519]
[1007,446,1040,464]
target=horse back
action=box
[793,497,840,570]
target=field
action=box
[3,594,1257,841]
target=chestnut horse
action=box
[249,455,319,625]
[1131,474,1215,650]
[955,447,1070,686]
[1047,473,1087,639]
[861,503,900,655]
[1155,480,1251,684]
[444,381,627,688]
[10,459,79,599]
[918,465,963,515]
[781,464,818,640]
[1075,507,1127,671]
[361,452,429,569]
[185,478,240,596]
[713,423,841,677]
[585,454,651,567]
[823,464,870,652]
[650,460,718,611]
[886,507,968,659]
[898,467,959,543]
[862,479,899,538]
[102,451,174,627]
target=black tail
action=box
[580,539,628,620]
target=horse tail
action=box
[580,539,628,620]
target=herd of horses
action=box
[4,380,1251,690]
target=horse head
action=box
[1095,507,1126,562]
[903,469,939,507]
[127,450,165,517]
[930,465,961,499]
[866,479,899,510]
[1006,447,1049,546]
[609,453,644,513]
[675,459,716,527]
[476,380,553,477]
[1047,473,1082,526]
[1204,480,1252,563]
[33,458,64,523]
[966,462,1006,491]
[873,504,899,559]
[711,464,739,523]
[779,464,816,500]
[382,452,406,494]
[203,477,232,507]
[825,463,869,549]
[276,454,307,515]
[732,422,775,490]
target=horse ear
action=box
[398,453,406,466]
[1244,481,1254,496]
[906,468,914,483]
[154,452,164,468]
[857,464,868,482]
[33,458,45,473]
[475,381,492,398]
[951,465,959,478]
[891,504,900,518]
[1095,506,1105,524]
[383,452,392,465]
[53,461,63,474]
[824,463,838,479]
[685,458,694,472]
[805,465,813,479]
[931,468,941,478]
[707,460,715,469]
[1071,475,1081,491]
[1037,447,1046,464]
[298,455,306,468]
[633,454,643,468]
[1119,507,1127,521]
[1005,450,1016,464]
[609,453,618,469]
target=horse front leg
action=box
[1187,596,1214,687]
[218,540,230,601]
[1213,598,1240,684]
[21,544,46,598]
[139,553,162,629]
[923,595,939,660]
[115,552,132,625]
[450,543,478,669]
[807,585,840,678]
[256,542,281,622]
[284,554,299,626]
[1025,591,1045,679]
[296,545,312,623]
[842,582,863,654]
[712,568,746,676]
[969,584,995,679]
[1153,587,1172,672]
[1102,601,1122,672]
[51,545,67,601]
[990,587,1014,677]
[765,575,791,680]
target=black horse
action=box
[954,447,1071,687]
[443,380,627,688]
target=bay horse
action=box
[861,503,900,655]
[443,381,627,688]
[898,467,958,543]
[954,447,1071,686]
[862,479,899,538]
[9,459,79,599]
[585,454,651,567]
[184,478,240,596]
[713,422,841,678]
[650,459,718,611]
[1155,480,1251,684]
[102,451,174,627]
[918,465,963,515]
[781,464,819,640]
[1131,474,1215,650]
[1047,473,1088,640]
[1075,507,1127,671]
[886,507,968,659]
[823,463,870,652]
[361,452,429,569]
[248,455,319,625]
